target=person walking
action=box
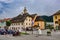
[36,27,42,37]
[38,28,42,36]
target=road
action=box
[0,30,60,40]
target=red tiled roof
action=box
[4,18,11,21]
[0,18,11,22]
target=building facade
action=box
[34,16,45,29]
[53,10,60,29]
[0,18,11,28]
[9,7,37,30]
[9,16,32,30]
[9,7,45,30]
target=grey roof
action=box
[11,13,37,23]
[53,10,60,16]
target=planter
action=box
[47,31,51,36]
[21,32,29,35]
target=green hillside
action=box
[40,15,53,22]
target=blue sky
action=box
[0,0,60,19]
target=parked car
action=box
[0,28,7,35]
[12,30,20,36]
[7,30,15,34]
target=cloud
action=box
[0,0,60,19]
[28,0,60,15]
[0,0,14,3]
[0,6,24,19]
[27,0,35,3]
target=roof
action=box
[0,18,11,22]
[31,14,37,19]
[11,7,37,23]
[11,13,37,23]
[35,16,44,21]
[53,10,60,16]
[4,18,11,21]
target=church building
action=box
[9,7,37,30]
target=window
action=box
[29,19,30,21]
[18,23,20,25]
[38,23,39,26]
[26,19,28,21]
[17,23,18,25]
[12,27,14,29]
[26,23,27,25]
[14,23,15,25]
[15,23,17,25]
[19,23,20,25]
[12,24,13,25]
[29,23,30,25]
[55,16,57,19]
[16,28,17,30]
[55,21,58,24]
[22,23,23,25]
[58,19,60,21]
[59,24,60,26]
[14,27,15,30]
[14,23,16,25]
[18,27,20,29]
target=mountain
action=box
[40,15,53,22]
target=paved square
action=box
[0,30,60,40]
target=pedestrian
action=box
[16,30,20,36]
[19,29,21,32]
[36,27,42,37]
[38,28,42,36]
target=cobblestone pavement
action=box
[0,30,60,40]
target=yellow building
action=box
[53,10,60,29]
[34,16,45,29]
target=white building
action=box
[9,7,37,30]
[46,22,54,26]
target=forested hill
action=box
[40,15,53,22]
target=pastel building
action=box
[34,16,45,29]
[53,10,60,29]
[0,18,11,28]
[0,20,6,28]
[9,7,37,30]
[9,7,45,30]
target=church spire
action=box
[23,7,27,13]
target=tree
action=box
[6,20,11,26]
[5,20,11,29]
[44,21,47,29]
[48,24,54,31]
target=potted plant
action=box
[47,30,51,36]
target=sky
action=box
[0,0,60,19]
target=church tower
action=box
[21,7,28,15]
[23,7,28,14]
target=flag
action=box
[32,18,34,26]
